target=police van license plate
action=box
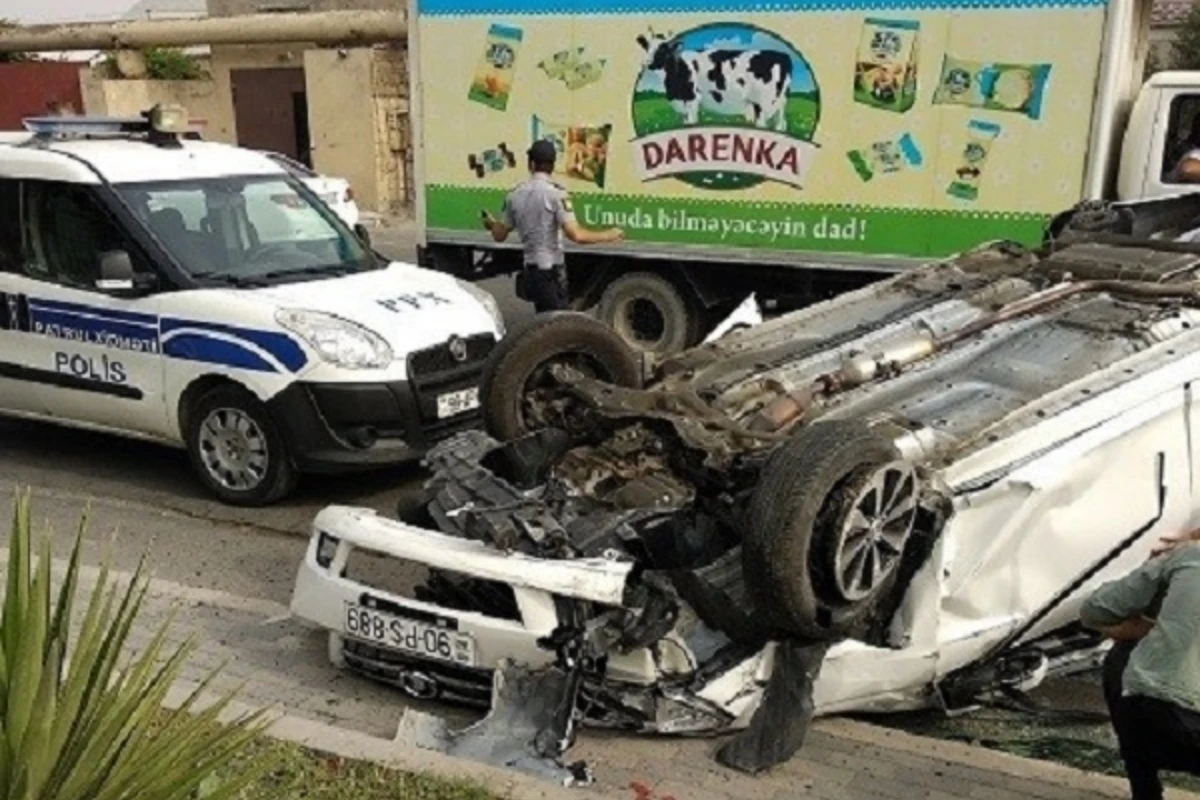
[344,603,475,666]
[436,387,480,419]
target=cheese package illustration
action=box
[469,23,524,111]
[847,132,924,181]
[948,119,1002,201]
[539,47,607,90]
[853,18,920,113]
[933,55,1051,120]
[531,115,613,188]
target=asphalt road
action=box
[0,224,530,537]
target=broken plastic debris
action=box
[395,661,594,787]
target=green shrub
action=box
[98,47,207,80]
[0,492,272,799]
[1170,5,1200,72]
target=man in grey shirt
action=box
[481,139,623,312]
[1080,539,1200,800]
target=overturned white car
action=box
[292,196,1200,780]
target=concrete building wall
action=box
[304,48,377,207]
[370,46,411,214]
[78,68,223,132]
[301,45,411,214]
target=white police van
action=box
[0,105,505,506]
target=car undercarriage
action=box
[292,194,1200,783]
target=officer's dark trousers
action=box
[1103,640,1200,800]
[523,266,568,313]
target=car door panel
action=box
[0,178,42,414]
[0,286,44,414]
[17,180,169,438]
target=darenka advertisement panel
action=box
[417,0,1106,259]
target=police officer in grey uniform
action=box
[482,139,623,312]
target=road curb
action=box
[162,669,1200,800]
[163,679,620,800]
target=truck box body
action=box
[411,0,1120,268]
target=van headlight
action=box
[456,279,505,337]
[276,309,393,369]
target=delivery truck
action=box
[411,0,1198,356]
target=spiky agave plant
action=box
[0,492,274,800]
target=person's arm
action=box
[1151,527,1200,557]
[1178,154,1200,183]
[1080,553,1171,639]
[1095,615,1156,642]
[554,191,623,245]
[482,199,514,243]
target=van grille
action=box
[408,334,496,377]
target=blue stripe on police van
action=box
[27,297,158,327]
[161,334,278,373]
[160,318,308,372]
[9,295,310,375]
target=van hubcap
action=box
[198,408,269,492]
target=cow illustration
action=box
[636,31,793,132]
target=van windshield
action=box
[116,175,374,285]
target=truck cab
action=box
[1119,72,1200,202]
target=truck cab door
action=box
[1124,88,1200,201]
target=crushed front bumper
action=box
[290,506,785,732]
[291,505,634,672]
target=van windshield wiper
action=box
[189,271,268,288]
[258,264,354,281]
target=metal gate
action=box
[230,67,309,164]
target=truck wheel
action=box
[743,420,920,641]
[185,385,297,506]
[597,272,701,357]
[480,311,642,442]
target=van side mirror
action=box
[354,223,371,247]
[96,250,153,296]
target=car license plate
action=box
[344,603,475,666]
[436,387,480,419]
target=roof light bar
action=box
[22,116,148,135]
[21,104,194,139]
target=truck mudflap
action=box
[715,640,832,774]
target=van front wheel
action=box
[185,385,297,506]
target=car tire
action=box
[743,420,920,641]
[597,272,701,357]
[480,311,642,442]
[185,384,297,506]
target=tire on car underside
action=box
[744,419,921,641]
[480,311,643,441]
